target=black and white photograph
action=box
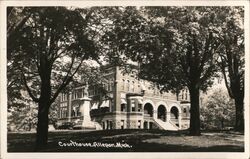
[0,1,249,159]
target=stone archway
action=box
[144,103,154,117]
[170,106,179,119]
[157,105,166,122]
[169,106,180,127]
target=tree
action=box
[216,7,244,131]
[172,7,220,135]
[7,96,38,132]
[110,7,222,135]
[7,7,98,149]
[7,7,32,110]
[200,88,235,130]
[7,7,29,58]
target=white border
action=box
[0,1,249,159]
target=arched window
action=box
[122,79,125,90]
[157,105,166,122]
[77,107,81,116]
[131,81,135,92]
[126,80,130,92]
[109,81,113,91]
[144,103,153,117]
[170,106,179,119]
[183,108,187,113]
[131,100,135,111]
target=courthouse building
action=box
[58,65,190,131]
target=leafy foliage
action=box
[216,7,244,130]
[201,88,235,130]
[8,7,98,104]
[99,6,244,135]
[7,7,100,147]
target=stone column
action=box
[67,93,72,122]
[135,99,138,112]
[178,113,182,130]
[166,112,171,122]
[113,66,120,112]
[153,108,157,119]
[107,120,109,129]
[127,98,131,112]
[103,121,106,130]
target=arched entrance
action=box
[157,105,166,122]
[170,106,179,126]
[170,106,179,119]
[144,103,153,117]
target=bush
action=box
[200,88,235,130]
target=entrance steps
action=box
[153,118,179,131]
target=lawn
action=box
[7,129,244,152]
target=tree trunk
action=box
[234,97,244,131]
[35,60,52,150]
[35,101,50,150]
[189,86,201,136]
[231,76,244,132]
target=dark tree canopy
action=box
[7,7,99,149]
[201,88,235,130]
[7,6,245,148]
[216,7,244,131]
[102,6,223,135]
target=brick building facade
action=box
[58,65,190,130]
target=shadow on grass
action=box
[7,129,244,152]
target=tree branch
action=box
[219,57,234,98]
[50,55,86,104]
[7,13,31,39]
[20,69,39,103]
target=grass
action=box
[7,129,244,152]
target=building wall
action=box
[58,65,190,130]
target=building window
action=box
[181,90,184,100]
[106,120,109,129]
[89,86,94,96]
[131,100,135,111]
[77,107,81,116]
[65,94,67,101]
[61,93,67,101]
[131,81,135,92]
[77,90,82,99]
[183,108,187,113]
[138,120,141,129]
[122,79,125,90]
[60,109,62,118]
[102,122,105,130]
[138,104,142,112]
[61,107,67,118]
[110,121,113,129]
[108,81,113,92]
[121,104,126,112]
[74,91,77,99]
[185,89,188,100]
[121,120,124,129]
[72,109,75,117]
[126,80,130,92]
